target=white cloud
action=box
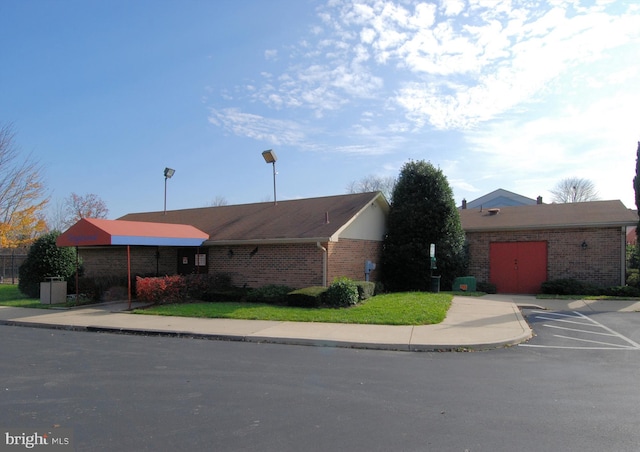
[207,0,640,178]
[441,0,465,17]
[264,49,278,60]
[208,108,307,146]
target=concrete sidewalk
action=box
[0,295,534,352]
[477,294,640,312]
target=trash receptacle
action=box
[430,275,441,293]
[40,277,67,305]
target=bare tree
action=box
[346,174,396,203]
[47,199,68,232]
[61,193,109,228]
[0,123,49,247]
[550,177,599,203]
[208,195,228,207]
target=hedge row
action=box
[541,278,640,297]
[136,273,236,304]
[135,275,376,307]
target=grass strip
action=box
[133,292,452,326]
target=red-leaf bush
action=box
[136,275,186,304]
[135,273,236,304]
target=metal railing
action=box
[0,251,27,284]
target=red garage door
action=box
[490,241,547,294]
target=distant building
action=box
[461,188,541,210]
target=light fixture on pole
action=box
[261,150,277,205]
[163,167,175,215]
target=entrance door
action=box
[489,241,547,294]
[177,249,207,275]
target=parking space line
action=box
[544,324,618,337]
[575,311,640,349]
[534,315,600,327]
[520,310,640,350]
[551,334,637,349]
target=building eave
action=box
[203,237,335,246]
[464,221,636,233]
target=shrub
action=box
[246,284,293,304]
[540,278,598,296]
[626,269,640,288]
[182,274,228,300]
[136,275,186,304]
[287,287,327,307]
[354,281,376,300]
[201,288,247,302]
[602,285,640,297]
[190,273,244,302]
[136,273,244,303]
[18,231,78,298]
[476,281,497,294]
[71,275,130,301]
[324,277,359,307]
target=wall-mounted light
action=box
[581,240,588,250]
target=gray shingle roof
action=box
[460,200,637,232]
[119,192,388,244]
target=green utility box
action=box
[453,276,476,292]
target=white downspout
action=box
[317,242,327,287]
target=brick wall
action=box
[208,243,325,288]
[466,227,625,289]
[79,239,383,290]
[79,246,177,277]
[327,239,382,283]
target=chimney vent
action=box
[488,208,500,216]
[461,199,467,209]
[537,196,543,204]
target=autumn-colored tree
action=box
[61,192,109,229]
[0,123,49,248]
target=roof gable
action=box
[118,192,388,244]
[466,189,537,209]
[460,200,637,232]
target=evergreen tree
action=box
[382,160,466,291]
[18,231,77,298]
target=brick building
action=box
[459,200,637,293]
[59,190,635,296]
[69,192,388,289]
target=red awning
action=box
[56,218,209,247]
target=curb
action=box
[0,319,533,352]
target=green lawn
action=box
[0,284,43,308]
[133,292,453,326]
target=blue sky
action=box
[1,0,639,220]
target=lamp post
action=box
[163,167,175,215]
[261,150,277,205]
